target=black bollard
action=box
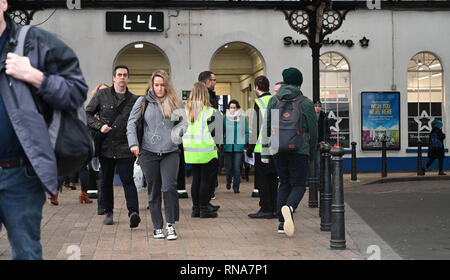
[308,144,319,208]
[330,146,346,249]
[319,142,325,218]
[320,142,332,232]
[351,141,357,181]
[417,140,424,176]
[381,138,387,178]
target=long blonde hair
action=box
[186,82,211,123]
[149,70,181,118]
[89,83,109,101]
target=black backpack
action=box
[14,26,94,176]
[273,95,307,153]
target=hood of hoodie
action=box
[275,84,303,100]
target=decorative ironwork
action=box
[288,10,309,33]
[322,9,342,32]
[9,9,34,25]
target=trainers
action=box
[166,224,178,240]
[278,222,285,234]
[103,212,113,225]
[153,229,165,239]
[129,212,141,228]
[281,206,294,237]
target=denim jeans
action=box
[274,153,309,222]
[99,157,139,216]
[224,152,243,191]
[0,165,46,260]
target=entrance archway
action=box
[113,42,170,95]
[210,42,265,111]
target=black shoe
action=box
[88,192,98,199]
[278,222,284,234]
[178,191,189,199]
[97,209,106,215]
[234,189,240,194]
[129,212,141,228]
[209,203,220,211]
[103,212,113,225]
[439,171,447,176]
[226,184,231,190]
[251,190,259,198]
[192,206,200,218]
[248,210,274,219]
[200,206,218,218]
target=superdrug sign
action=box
[283,36,370,48]
[106,12,164,32]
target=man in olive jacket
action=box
[261,67,318,237]
[86,65,140,228]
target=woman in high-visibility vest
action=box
[183,82,221,218]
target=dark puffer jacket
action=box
[86,86,138,159]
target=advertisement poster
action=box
[361,92,400,150]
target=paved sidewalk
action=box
[1,175,367,260]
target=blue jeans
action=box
[274,153,309,222]
[0,165,46,260]
[224,152,243,191]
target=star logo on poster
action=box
[328,111,342,132]
[414,110,434,132]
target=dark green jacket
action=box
[262,84,318,159]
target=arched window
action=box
[407,52,443,146]
[320,52,351,148]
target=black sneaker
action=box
[208,203,220,211]
[129,212,141,228]
[439,172,447,176]
[251,190,259,198]
[248,210,274,219]
[226,184,231,190]
[178,191,189,199]
[166,224,178,240]
[281,206,294,236]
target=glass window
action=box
[320,52,351,148]
[407,52,443,147]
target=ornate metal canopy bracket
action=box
[9,9,37,26]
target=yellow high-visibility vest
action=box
[183,106,218,164]
[254,95,272,153]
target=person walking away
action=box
[262,67,318,236]
[423,119,446,175]
[127,70,183,240]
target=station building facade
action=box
[12,2,450,172]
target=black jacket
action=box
[318,110,330,143]
[208,88,219,109]
[428,126,446,159]
[86,86,138,159]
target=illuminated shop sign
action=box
[106,12,164,32]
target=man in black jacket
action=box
[86,65,141,228]
[315,101,330,178]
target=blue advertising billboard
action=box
[361,92,400,150]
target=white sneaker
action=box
[282,206,294,237]
[153,229,165,239]
[166,224,178,240]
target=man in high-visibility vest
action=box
[247,76,278,219]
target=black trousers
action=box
[254,153,278,213]
[191,158,218,207]
[99,157,139,216]
[177,145,186,191]
[425,156,444,172]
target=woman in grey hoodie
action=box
[127,70,184,240]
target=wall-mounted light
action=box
[134,43,144,48]
[224,45,229,49]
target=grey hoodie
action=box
[127,92,184,154]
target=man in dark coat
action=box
[424,119,446,175]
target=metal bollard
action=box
[319,141,325,218]
[308,144,319,208]
[330,146,346,249]
[320,142,332,232]
[417,140,424,176]
[381,138,387,177]
[351,141,357,181]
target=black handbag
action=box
[92,94,131,157]
[135,99,149,146]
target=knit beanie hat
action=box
[433,119,443,128]
[282,67,303,86]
